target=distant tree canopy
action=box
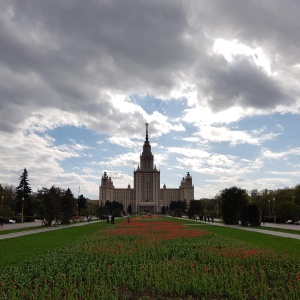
[188,200,204,218]
[170,200,187,217]
[275,201,300,222]
[221,187,247,225]
[105,200,123,217]
[77,194,87,211]
[127,203,133,214]
[241,204,261,226]
[37,186,76,226]
[61,188,76,224]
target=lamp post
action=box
[88,204,91,221]
[216,204,219,218]
[77,203,79,218]
[273,197,276,223]
[21,197,24,223]
[268,199,270,217]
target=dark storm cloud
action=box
[199,56,293,111]
[0,0,197,134]
[0,0,299,134]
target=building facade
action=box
[99,123,194,213]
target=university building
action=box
[99,124,194,213]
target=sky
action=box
[1,0,300,200]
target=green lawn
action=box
[0,220,113,269]
[253,225,300,235]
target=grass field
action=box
[0,217,299,299]
[0,221,110,269]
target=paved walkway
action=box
[0,220,102,240]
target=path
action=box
[0,220,101,240]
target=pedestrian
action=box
[0,216,3,229]
[106,215,110,224]
[127,215,130,223]
[111,214,115,224]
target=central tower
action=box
[134,123,160,213]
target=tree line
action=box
[0,169,129,226]
[0,169,91,225]
[163,185,300,226]
[2,169,300,226]
[188,185,300,226]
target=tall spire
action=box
[145,122,149,141]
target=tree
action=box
[105,200,124,215]
[0,184,16,214]
[37,186,62,226]
[61,188,76,224]
[78,194,87,212]
[98,205,109,217]
[16,169,32,215]
[188,200,204,218]
[221,187,247,225]
[241,204,261,226]
[170,200,187,217]
[275,201,300,222]
[0,204,15,220]
[127,204,133,214]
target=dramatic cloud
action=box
[1,0,300,198]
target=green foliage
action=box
[37,186,62,226]
[221,187,247,225]
[188,200,204,218]
[37,186,77,226]
[16,169,32,215]
[275,201,300,222]
[127,203,133,214]
[98,205,109,217]
[0,184,16,213]
[0,205,15,220]
[77,194,87,211]
[60,188,76,224]
[105,200,123,216]
[241,204,261,226]
[170,200,187,217]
